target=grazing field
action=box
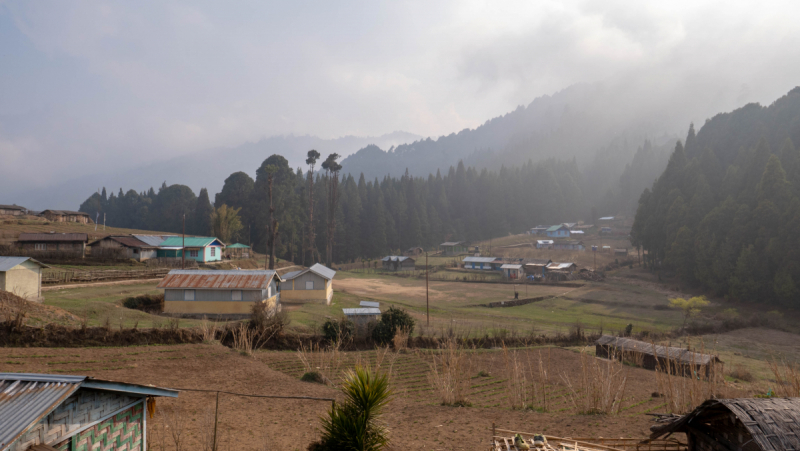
[0,216,173,244]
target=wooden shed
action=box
[381,256,415,271]
[225,243,251,259]
[0,257,48,301]
[0,205,26,216]
[88,236,157,261]
[38,210,92,224]
[440,241,468,256]
[500,264,524,280]
[595,335,721,377]
[650,397,800,451]
[16,233,88,257]
[280,263,336,305]
[343,307,381,336]
[0,372,177,451]
[158,269,281,318]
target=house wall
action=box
[164,289,279,314]
[204,245,222,262]
[0,208,24,215]
[9,388,142,451]
[0,260,42,300]
[19,241,85,255]
[40,213,91,224]
[281,273,333,304]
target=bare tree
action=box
[306,150,321,264]
[321,153,342,267]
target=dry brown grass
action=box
[560,347,628,414]
[652,341,727,414]
[501,346,551,412]
[427,338,473,406]
[297,340,345,385]
[767,357,800,397]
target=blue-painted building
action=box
[546,225,571,238]
[156,237,226,262]
[462,256,502,270]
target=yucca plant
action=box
[316,366,392,451]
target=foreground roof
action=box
[651,397,800,450]
[595,335,720,365]
[159,236,225,248]
[0,373,177,451]
[17,233,88,242]
[0,257,49,272]
[157,270,279,289]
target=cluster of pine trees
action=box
[632,88,800,305]
[80,155,593,264]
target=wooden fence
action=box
[42,268,171,285]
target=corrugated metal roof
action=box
[17,233,88,242]
[599,216,615,220]
[0,257,49,272]
[227,243,250,248]
[280,270,303,280]
[360,301,380,308]
[308,264,336,280]
[536,240,554,244]
[463,256,498,263]
[157,270,278,289]
[89,236,154,249]
[500,264,522,269]
[39,210,89,216]
[524,259,552,265]
[595,336,720,365]
[547,262,576,270]
[440,241,465,246]
[159,236,224,248]
[381,256,411,262]
[546,225,566,232]
[343,308,381,315]
[133,235,175,247]
[0,376,82,450]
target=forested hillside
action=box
[632,87,800,305]
[80,156,596,263]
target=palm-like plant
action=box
[317,366,391,451]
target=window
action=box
[133,248,139,254]
[184,290,195,301]
[188,250,198,258]
[231,290,242,301]
[35,243,46,251]
[210,247,216,257]
[305,281,314,290]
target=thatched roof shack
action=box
[651,398,800,451]
[595,335,721,377]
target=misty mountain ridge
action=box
[12,130,421,211]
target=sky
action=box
[2,0,800,201]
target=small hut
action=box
[381,256,415,271]
[226,243,251,259]
[650,397,800,451]
[343,307,380,336]
[595,335,721,377]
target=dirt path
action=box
[42,278,163,291]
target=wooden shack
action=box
[225,243,251,259]
[650,397,800,451]
[0,372,177,451]
[0,204,26,216]
[381,256,415,271]
[343,307,380,336]
[404,247,423,256]
[38,210,92,224]
[17,233,89,257]
[595,335,721,377]
[440,241,468,256]
[88,235,157,261]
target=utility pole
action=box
[103,213,106,231]
[182,214,185,270]
[426,251,429,327]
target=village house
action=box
[600,227,612,234]
[536,239,554,249]
[650,397,800,451]
[553,240,585,251]
[0,204,26,216]
[595,335,721,377]
[16,233,89,257]
[439,241,469,255]
[598,216,615,222]
[280,263,336,305]
[463,256,501,270]
[158,269,281,317]
[404,246,424,256]
[528,226,549,235]
[0,257,48,301]
[546,224,571,238]
[38,210,93,224]
[615,248,628,256]
[381,256,415,271]
[0,372,177,451]
[500,264,524,280]
[156,236,225,262]
[225,243,251,259]
[88,236,158,261]
[524,258,552,277]
[546,262,578,273]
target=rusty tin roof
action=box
[158,270,280,290]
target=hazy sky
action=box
[2,0,800,196]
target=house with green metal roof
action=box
[157,236,226,262]
[545,224,571,238]
[225,243,251,259]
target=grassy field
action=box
[0,216,176,244]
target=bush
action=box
[313,366,391,451]
[249,304,289,343]
[301,371,325,384]
[322,318,355,342]
[122,294,164,313]
[371,306,415,344]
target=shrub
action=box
[322,318,355,342]
[123,294,164,313]
[313,366,391,451]
[729,365,754,382]
[371,306,415,344]
[301,371,325,384]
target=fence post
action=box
[213,391,220,451]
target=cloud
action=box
[1,0,800,196]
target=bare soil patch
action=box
[0,290,80,326]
